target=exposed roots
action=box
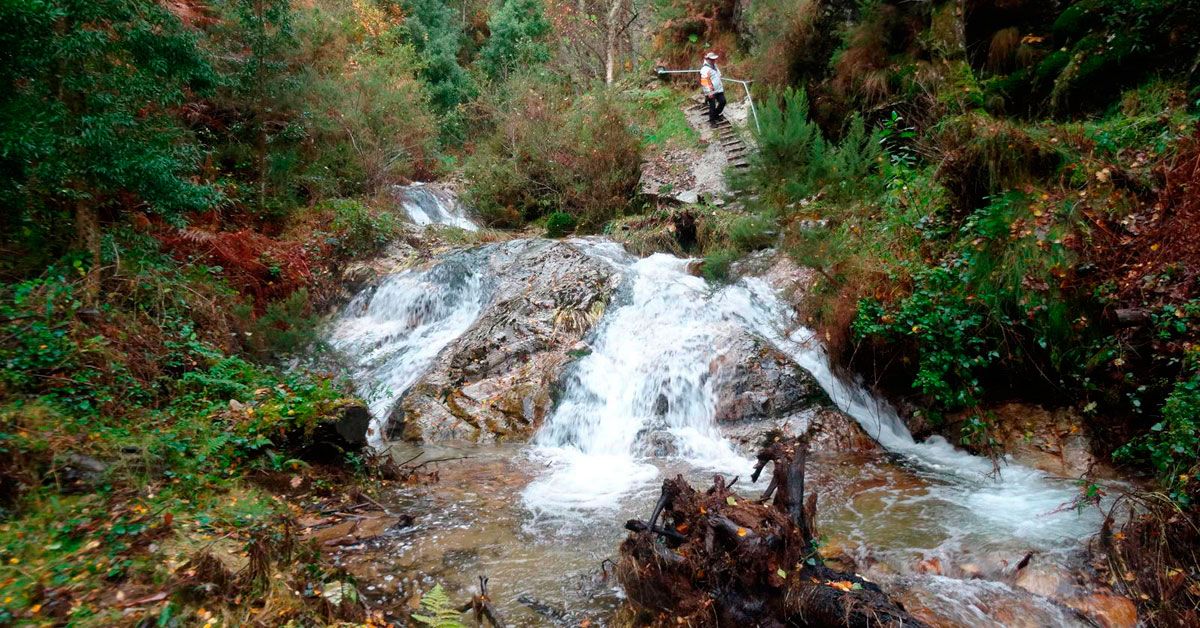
[617,434,926,627]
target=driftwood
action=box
[617,433,928,627]
[458,576,505,628]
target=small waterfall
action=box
[394,183,478,231]
[523,248,1099,551]
[328,252,490,442]
[524,254,761,515]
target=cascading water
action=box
[524,254,757,516]
[328,252,490,441]
[394,183,478,231]
[523,245,1100,556]
[330,240,1110,625]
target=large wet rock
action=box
[947,402,1108,478]
[393,240,624,442]
[709,332,828,424]
[713,332,881,455]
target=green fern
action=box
[411,584,466,628]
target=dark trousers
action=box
[707,91,726,123]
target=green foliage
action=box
[749,88,882,206]
[702,249,738,283]
[854,264,996,416]
[1116,369,1200,505]
[465,85,641,229]
[401,0,477,142]
[632,88,700,147]
[729,214,775,251]
[325,199,401,257]
[478,0,552,81]
[545,212,578,238]
[0,0,220,250]
[412,584,467,627]
[247,288,319,357]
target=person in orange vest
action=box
[700,51,726,127]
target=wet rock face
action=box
[948,402,1108,478]
[709,333,829,424]
[393,240,624,442]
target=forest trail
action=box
[639,92,755,209]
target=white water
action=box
[522,245,1099,553]
[394,183,478,231]
[524,254,758,516]
[328,252,489,441]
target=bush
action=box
[465,84,641,230]
[402,0,476,143]
[1116,371,1200,505]
[477,0,552,81]
[749,88,882,207]
[246,288,319,358]
[729,213,775,251]
[325,198,400,257]
[545,212,577,238]
[702,249,738,283]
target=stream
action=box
[324,199,1110,626]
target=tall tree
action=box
[0,0,218,300]
[478,0,552,81]
[402,0,477,141]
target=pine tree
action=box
[402,0,476,141]
[477,0,551,81]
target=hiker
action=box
[700,51,726,127]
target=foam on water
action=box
[523,246,1099,552]
[523,254,760,518]
[327,252,489,443]
[394,183,478,231]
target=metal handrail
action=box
[655,67,761,133]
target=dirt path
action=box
[639,93,754,206]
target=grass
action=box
[630,87,700,148]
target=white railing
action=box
[654,67,761,133]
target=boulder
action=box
[947,403,1109,478]
[709,333,829,424]
[393,240,624,442]
[1063,592,1138,628]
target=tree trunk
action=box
[75,200,102,307]
[604,0,624,84]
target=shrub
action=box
[402,0,477,143]
[1116,370,1200,505]
[464,85,641,230]
[729,214,775,251]
[477,0,552,81]
[702,249,738,283]
[246,288,319,358]
[749,88,883,207]
[545,212,577,238]
[325,199,400,257]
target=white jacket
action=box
[700,62,724,96]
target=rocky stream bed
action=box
[309,199,1136,627]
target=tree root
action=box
[617,434,927,627]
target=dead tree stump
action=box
[617,434,927,627]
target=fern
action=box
[411,584,466,628]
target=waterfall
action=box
[524,254,759,515]
[394,183,478,231]
[327,251,490,442]
[523,246,1098,549]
